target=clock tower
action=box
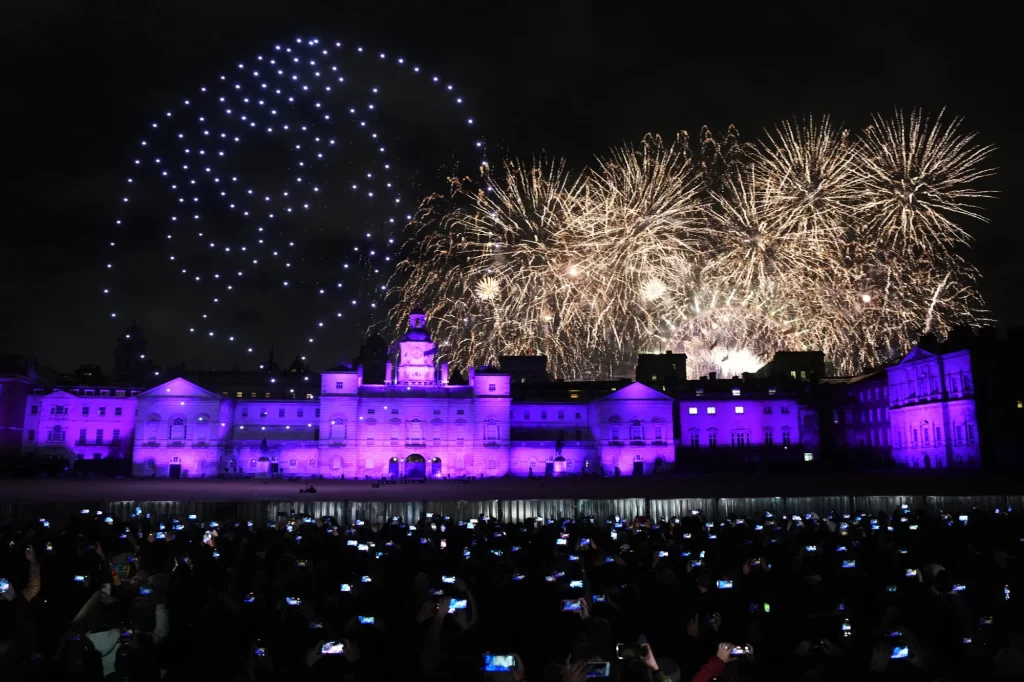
[395,307,439,385]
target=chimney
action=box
[708,371,717,381]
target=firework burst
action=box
[391,111,994,379]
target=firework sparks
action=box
[391,111,993,379]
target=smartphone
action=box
[285,597,301,606]
[482,654,516,672]
[340,583,352,592]
[243,593,255,603]
[120,628,133,639]
[806,545,817,552]
[80,509,90,515]
[561,599,582,612]
[568,554,579,562]
[841,621,852,635]
[963,637,973,644]
[890,645,909,660]
[1005,585,1011,601]
[569,579,584,589]
[321,641,345,654]
[658,550,669,558]
[513,573,525,581]
[73,575,87,584]
[358,615,375,624]
[491,549,503,557]
[764,603,771,613]
[556,538,568,546]
[836,545,848,553]
[357,544,368,552]
[254,644,267,657]
[361,576,372,583]
[583,661,611,677]
[448,598,468,610]
[905,569,918,578]
[296,559,307,568]
[887,585,897,593]
[952,584,966,592]
[616,643,642,660]
[155,532,166,540]
[717,580,734,590]
[730,645,747,657]
[442,575,455,584]
[690,559,703,568]
[188,514,197,520]
[886,630,902,638]
[980,616,994,626]
[842,560,856,569]
[139,585,152,595]
[593,594,607,603]
[0,578,9,594]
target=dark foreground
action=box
[0,470,1022,503]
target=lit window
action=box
[651,375,657,381]
[804,452,814,462]
[735,406,744,414]
[732,388,740,396]
[695,388,704,397]
[768,388,776,396]
[707,406,716,415]
[236,392,243,398]
[1018,400,1023,409]
[688,407,698,415]
[790,371,797,379]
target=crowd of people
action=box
[1,500,1022,681]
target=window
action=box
[790,371,797,379]
[630,420,643,440]
[695,388,704,397]
[391,409,399,415]
[575,429,582,441]
[610,425,621,441]
[488,459,497,470]
[934,426,942,443]
[781,429,791,447]
[708,431,718,448]
[315,408,320,418]
[781,406,791,414]
[336,381,344,389]
[558,410,564,419]
[115,407,122,416]
[485,420,499,441]
[922,427,930,446]
[707,406,716,415]
[330,417,347,441]
[289,459,297,467]
[30,405,38,415]
[456,437,465,447]
[434,409,441,415]
[82,406,89,416]
[309,459,317,468]
[688,407,698,415]
[457,409,465,415]
[95,429,104,445]
[575,412,582,419]
[732,388,741,396]
[236,392,243,398]
[735,406,744,414]
[488,383,496,392]
[171,418,186,441]
[250,392,257,398]
[250,459,257,468]
[98,407,106,416]
[966,423,976,445]
[524,412,530,420]
[52,405,68,416]
[27,430,35,441]
[260,410,267,418]
[78,428,87,444]
[653,424,663,441]
[800,371,807,380]
[804,452,814,462]
[541,411,548,419]
[265,393,272,399]
[279,408,285,418]
[112,429,120,444]
[764,429,773,446]
[297,409,304,418]
[242,407,248,417]
[912,429,919,446]
[368,409,375,415]
[689,430,700,448]
[768,388,776,396]
[85,390,94,396]
[47,426,64,443]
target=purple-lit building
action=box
[887,346,980,468]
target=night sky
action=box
[2,1,1020,376]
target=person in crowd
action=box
[0,503,1019,681]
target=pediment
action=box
[139,377,222,400]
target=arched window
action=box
[630,419,643,440]
[289,458,297,467]
[329,416,347,441]
[689,428,700,448]
[652,420,664,442]
[485,419,498,441]
[488,459,497,470]
[707,428,718,448]
[365,457,375,470]
[144,415,161,440]
[456,457,465,469]
[332,457,342,470]
[308,459,317,468]
[249,459,256,468]
[408,418,424,443]
[194,414,211,442]
[170,417,186,441]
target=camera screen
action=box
[583,661,611,677]
[448,598,468,610]
[482,654,515,672]
[361,576,372,583]
[340,584,352,592]
[717,580,734,590]
[569,580,583,588]
[561,599,582,612]
[442,575,455,584]
[243,593,255,603]
[254,645,266,657]
[358,615,375,624]
[321,641,345,655]
[556,538,567,546]
[593,594,607,603]
[139,586,152,595]
[0,578,9,593]
[890,646,909,660]
[73,575,87,583]
[285,597,301,606]
[842,560,856,569]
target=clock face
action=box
[410,348,423,361]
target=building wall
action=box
[0,377,35,451]
[25,387,139,462]
[887,348,980,468]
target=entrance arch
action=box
[406,453,426,480]
[388,457,399,480]
[430,457,442,479]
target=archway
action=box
[430,457,442,479]
[388,457,399,480]
[406,453,426,480]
